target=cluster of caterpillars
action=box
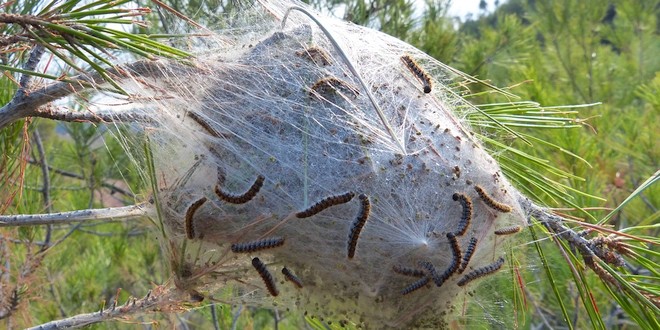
[396,185,514,295]
[183,174,373,297]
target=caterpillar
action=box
[452,193,472,236]
[419,261,441,286]
[252,257,279,297]
[296,192,356,218]
[184,197,207,239]
[401,55,432,94]
[494,225,522,235]
[187,111,222,138]
[347,194,371,259]
[282,267,304,289]
[392,265,426,278]
[295,46,331,66]
[434,233,462,286]
[310,77,360,99]
[402,276,431,295]
[458,237,478,274]
[474,185,512,213]
[231,237,285,253]
[457,256,505,287]
[215,175,265,204]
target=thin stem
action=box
[26,158,135,199]
[32,129,52,250]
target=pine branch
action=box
[0,203,150,227]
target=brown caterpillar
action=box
[184,197,207,239]
[215,175,265,204]
[296,192,356,218]
[310,77,360,98]
[187,111,222,138]
[282,267,303,289]
[347,194,371,259]
[295,46,331,66]
[252,257,279,297]
[452,193,472,236]
[392,265,426,278]
[401,55,432,93]
[494,225,522,235]
[231,237,285,253]
[474,185,512,213]
[402,276,431,295]
[457,256,505,287]
[459,237,478,274]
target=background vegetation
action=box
[0,0,657,328]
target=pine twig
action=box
[26,286,177,330]
[0,60,173,129]
[0,203,150,227]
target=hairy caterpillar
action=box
[457,257,505,287]
[401,55,432,93]
[452,193,472,236]
[474,185,512,213]
[187,111,222,138]
[295,46,331,66]
[434,232,462,286]
[419,261,441,286]
[231,237,285,253]
[252,257,279,297]
[392,265,426,278]
[184,197,207,239]
[458,237,478,274]
[347,194,371,259]
[494,225,522,235]
[214,175,265,204]
[282,267,304,289]
[296,192,355,218]
[402,276,431,296]
[310,77,360,99]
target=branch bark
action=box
[0,203,150,227]
[0,60,175,129]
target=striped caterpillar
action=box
[452,193,472,236]
[419,261,441,286]
[392,265,426,278]
[474,185,512,213]
[310,77,360,99]
[494,225,522,235]
[402,276,431,296]
[458,237,478,274]
[347,194,371,259]
[457,256,505,287]
[231,237,285,253]
[401,55,432,93]
[282,267,303,288]
[296,192,355,218]
[436,233,462,285]
[184,197,207,239]
[187,111,222,138]
[215,175,265,204]
[295,46,331,66]
[252,257,279,297]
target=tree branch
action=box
[27,286,180,330]
[0,203,150,227]
[0,60,174,129]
